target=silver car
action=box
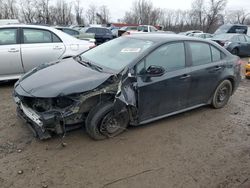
[0,24,95,81]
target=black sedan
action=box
[212,33,250,56]
[81,27,113,45]
[14,34,241,140]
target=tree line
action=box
[0,0,250,33]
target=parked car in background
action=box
[81,27,113,45]
[0,24,95,81]
[179,30,203,36]
[137,25,159,32]
[71,25,85,31]
[212,33,250,56]
[118,26,138,36]
[55,26,95,42]
[214,24,250,35]
[189,33,213,39]
[0,19,19,26]
[109,26,120,38]
[14,34,241,140]
[119,25,160,36]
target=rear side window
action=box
[64,29,79,35]
[238,35,246,42]
[105,29,111,34]
[0,28,17,45]
[96,28,106,34]
[144,42,186,72]
[23,29,53,43]
[52,34,62,43]
[86,28,96,34]
[211,46,221,62]
[189,42,211,66]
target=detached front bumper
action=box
[17,104,52,140]
[14,94,65,140]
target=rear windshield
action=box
[215,25,247,34]
[214,25,231,34]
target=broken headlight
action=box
[54,97,74,109]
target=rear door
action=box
[237,35,249,55]
[187,42,226,106]
[21,28,65,72]
[96,28,105,42]
[0,27,24,77]
[86,28,100,42]
[245,35,250,55]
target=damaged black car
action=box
[14,34,241,140]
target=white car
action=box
[0,24,95,81]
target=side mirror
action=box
[128,72,137,82]
[146,65,165,77]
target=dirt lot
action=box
[0,77,250,188]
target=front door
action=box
[0,28,24,78]
[136,42,191,123]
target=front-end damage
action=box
[14,72,138,140]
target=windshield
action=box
[120,27,127,31]
[212,34,235,40]
[138,26,148,32]
[80,37,154,71]
[214,25,231,34]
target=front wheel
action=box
[211,80,232,109]
[85,102,129,140]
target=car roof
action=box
[126,33,211,43]
[87,27,108,29]
[215,33,244,37]
[0,24,55,30]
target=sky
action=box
[77,0,250,22]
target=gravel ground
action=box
[0,78,250,188]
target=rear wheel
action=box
[85,102,129,140]
[212,80,232,109]
[231,48,239,56]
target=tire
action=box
[231,48,239,56]
[85,102,129,140]
[212,80,232,109]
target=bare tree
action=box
[53,0,73,25]
[190,0,206,30]
[96,5,110,24]
[75,0,84,25]
[205,0,227,32]
[123,0,162,25]
[226,9,250,24]
[1,0,19,19]
[20,0,37,23]
[86,4,97,24]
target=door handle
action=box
[53,46,63,50]
[8,48,19,53]
[180,74,191,80]
[214,66,222,71]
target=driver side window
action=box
[137,42,186,74]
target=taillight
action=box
[237,59,246,65]
[89,44,96,49]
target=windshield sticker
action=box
[121,48,141,53]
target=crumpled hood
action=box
[15,58,113,98]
